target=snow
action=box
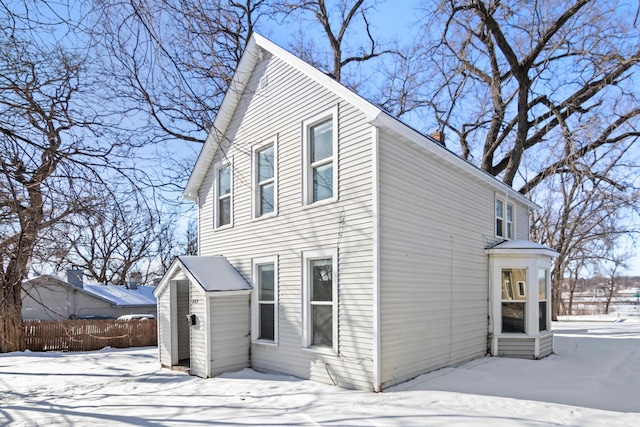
[168,255,251,292]
[82,283,156,306]
[2,317,639,426]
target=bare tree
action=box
[92,0,271,147]
[398,0,640,190]
[0,1,146,352]
[46,197,173,286]
[530,147,639,319]
[275,0,392,85]
[598,249,633,314]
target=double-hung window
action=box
[302,249,338,352]
[252,256,278,343]
[216,161,232,228]
[495,197,514,239]
[303,107,338,205]
[506,204,514,239]
[253,139,277,218]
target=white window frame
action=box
[495,196,515,239]
[214,157,233,229]
[506,203,514,239]
[500,267,527,334]
[252,137,278,219]
[302,106,338,206]
[495,198,504,238]
[251,255,278,345]
[538,267,549,332]
[302,248,338,354]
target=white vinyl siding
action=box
[209,293,250,376]
[197,52,375,390]
[516,204,530,240]
[188,283,207,378]
[157,285,173,367]
[378,128,502,389]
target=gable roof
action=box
[154,255,251,297]
[23,276,156,307]
[183,33,537,210]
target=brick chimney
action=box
[430,130,445,147]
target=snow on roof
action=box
[177,255,251,292]
[486,239,558,256]
[82,283,156,307]
[489,240,551,250]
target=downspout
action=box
[196,196,201,255]
[372,126,381,392]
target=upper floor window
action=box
[302,107,338,205]
[506,203,514,239]
[495,198,514,239]
[215,160,232,228]
[253,138,277,218]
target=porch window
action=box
[252,256,278,343]
[302,249,338,352]
[501,268,526,333]
[539,268,548,331]
[302,107,338,205]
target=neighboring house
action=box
[155,33,557,391]
[22,271,157,320]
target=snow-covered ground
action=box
[1,316,639,426]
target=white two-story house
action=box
[154,33,557,391]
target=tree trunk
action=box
[551,262,564,321]
[0,278,25,353]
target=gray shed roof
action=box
[177,255,251,292]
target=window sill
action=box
[301,345,337,356]
[252,212,278,222]
[302,196,338,210]
[495,332,528,337]
[252,339,278,347]
[214,224,233,232]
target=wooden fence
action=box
[23,319,157,352]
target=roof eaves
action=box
[370,112,540,210]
